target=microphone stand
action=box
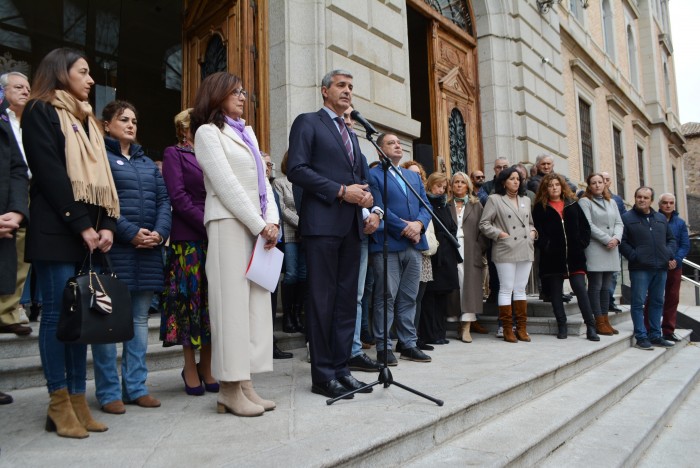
[327,128,457,407]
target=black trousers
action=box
[547,273,594,326]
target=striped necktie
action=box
[334,117,354,164]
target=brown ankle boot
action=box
[45,388,89,439]
[498,305,517,343]
[460,322,473,343]
[471,321,489,334]
[595,315,614,335]
[70,394,108,432]
[241,380,276,411]
[217,381,264,417]
[604,314,619,334]
[513,300,531,342]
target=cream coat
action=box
[479,194,535,263]
[578,196,623,272]
[194,123,279,381]
[451,201,488,315]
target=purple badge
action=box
[116,160,124,165]
[72,123,79,132]
[0,113,8,122]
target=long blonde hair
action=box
[450,171,478,204]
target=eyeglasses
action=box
[232,88,248,98]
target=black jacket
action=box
[21,100,116,262]
[532,198,591,276]
[620,206,676,270]
[426,195,461,292]
[0,103,29,294]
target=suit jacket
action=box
[368,165,430,254]
[194,123,279,235]
[162,144,207,241]
[287,109,368,238]
[0,107,29,294]
[479,194,535,263]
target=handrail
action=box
[681,258,700,306]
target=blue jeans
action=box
[629,269,666,341]
[372,248,421,351]
[34,261,86,394]
[92,290,153,405]
[351,239,369,357]
[20,266,42,305]
[282,242,307,284]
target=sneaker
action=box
[634,339,654,351]
[348,353,382,372]
[18,307,30,324]
[651,337,675,348]
[376,349,398,366]
[399,346,431,362]
[663,333,681,342]
[496,326,504,338]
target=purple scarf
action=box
[224,116,267,219]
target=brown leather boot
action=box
[498,305,517,343]
[69,394,108,432]
[471,321,489,334]
[241,380,276,411]
[595,315,614,336]
[217,381,264,417]
[45,388,89,439]
[604,314,619,334]
[513,300,531,342]
[460,322,473,343]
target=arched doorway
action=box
[407,0,482,177]
[182,0,269,150]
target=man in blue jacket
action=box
[620,187,677,350]
[643,193,689,342]
[369,133,432,365]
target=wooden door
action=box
[429,21,481,176]
[182,0,269,150]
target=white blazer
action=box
[194,123,279,236]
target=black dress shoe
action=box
[376,349,398,366]
[417,340,434,351]
[273,343,293,359]
[311,380,354,399]
[432,338,449,345]
[0,391,13,405]
[338,374,373,393]
[609,304,622,313]
[348,353,382,372]
[400,347,431,362]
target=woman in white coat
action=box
[578,173,623,336]
[191,72,280,417]
[479,167,537,343]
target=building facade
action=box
[0,0,687,216]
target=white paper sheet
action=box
[245,235,284,292]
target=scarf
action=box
[452,196,468,203]
[224,116,267,219]
[427,192,447,207]
[51,90,119,218]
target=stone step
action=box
[401,330,695,467]
[541,343,700,467]
[0,315,305,390]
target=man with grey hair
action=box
[288,69,377,399]
[527,153,577,193]
[643,193,689,342]
[0,71,32,334]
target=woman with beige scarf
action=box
[22,48,119,439]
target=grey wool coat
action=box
[450,200,488,315]
[577,196,623,272]
[479,194,535,263]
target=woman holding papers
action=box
[191,72,280,417]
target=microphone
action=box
[350,110,378,135]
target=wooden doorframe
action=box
[182,0,269,152]
[406,0,482,175]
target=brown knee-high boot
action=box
[45,388,89,439]
[513,300,531,342]
[70,394,108,432]
[217,381,265,417]
[498,305,517,343]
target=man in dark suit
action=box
[369,133,432,365]
[288,70,375,399]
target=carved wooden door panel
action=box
[182,0,269,149]
[428,21,481,176]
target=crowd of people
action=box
[0,51,691,436]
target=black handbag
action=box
[58,253,134,344]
